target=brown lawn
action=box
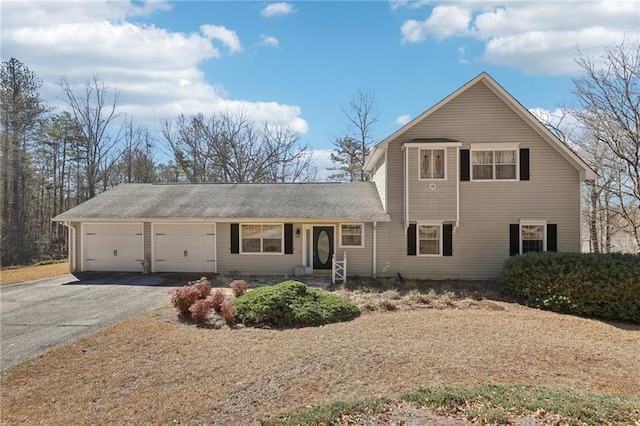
[1,300,638,425]
[1,262,70,285]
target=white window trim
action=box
[417,222,443,257]
[418,148,447,181]
[240,223,284,255]
[519,220,547,254]
[339,223,365,248]
[470,144,520,182]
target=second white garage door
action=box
[153,223,216,273]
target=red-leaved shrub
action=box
[189,299,212,324]
[220,301,237,326]
[230,280,248,297]
[190,277,212,299]
[169,286,200,315]
[209,290,225,312]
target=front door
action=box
[312,226,334,270]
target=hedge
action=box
[233,280,360,327]
[499,252,640,323]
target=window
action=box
[418,224,441,255]
[521,224,544,253]
[419,149,446,180]
[340,224,364,247]
[241,224,283,253]
[472,150,517,180]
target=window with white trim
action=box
[419,148,446,180]
[241,224,283,253]
[418,224,441,255]
[521,224,545,253]
[340,224,364,247]
[472,149,517,180]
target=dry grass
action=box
[1,297,638,425]
[0,261,69,285]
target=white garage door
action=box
[84,223,143,272]
[154,224,216,273]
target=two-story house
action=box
[54,72,596,279]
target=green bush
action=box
[233,280,360,327]
[499,252,640,323]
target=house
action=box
[54,72,596,279]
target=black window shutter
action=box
[460,149,470,181]
[547,224,557,252]
[509,224,520,256]
[519,148,530,181]
[230,223,239,254]
[407,224,417,256]
[443,224,453,256]
[284,224,294,254]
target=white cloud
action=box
[396,114,411,125]
[201,25,242,53]
[259,34,280,48]
[397,1,640,75]
[401,5,471,42]
[1,1,307,133]
[261,2,295,18]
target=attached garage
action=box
[153,223,216,273]
[83,223,143,272]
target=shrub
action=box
[190,277,212,299]
[230,279,248,297]
[499,252,640,322]
[233,280,360,328]
[169,286,200,316]
[209,289,226,312]
[220,301,237,326]
[189,299,212,324]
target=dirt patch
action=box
[2,295,638,425]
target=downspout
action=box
[372,222,377,278]
[456,146,460,231]
[404,146,409,233]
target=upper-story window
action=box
[419,148,446,180]
[472,150,517,180]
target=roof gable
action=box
[365,72,596,180]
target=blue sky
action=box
[2,1,639,175]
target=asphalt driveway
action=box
[0,273,187,371]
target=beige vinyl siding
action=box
[371,155,387,212]
[216,222,299,275]
[71,222,81,272]
[376,80,583,279]
[407,146,457,221]
[337,223,374,277]
[144,222,151,263]
[216,222,375,276]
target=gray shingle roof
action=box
[54,182,390,222]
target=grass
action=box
[272,384,640,425]
[2,298,638,425]
[0,261,69,285]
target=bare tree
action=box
[573,39,640,250]
[161,111,312,183]
[59,75,124,199]
[329,88,380,181]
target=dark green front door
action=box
[313,226,334,270]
